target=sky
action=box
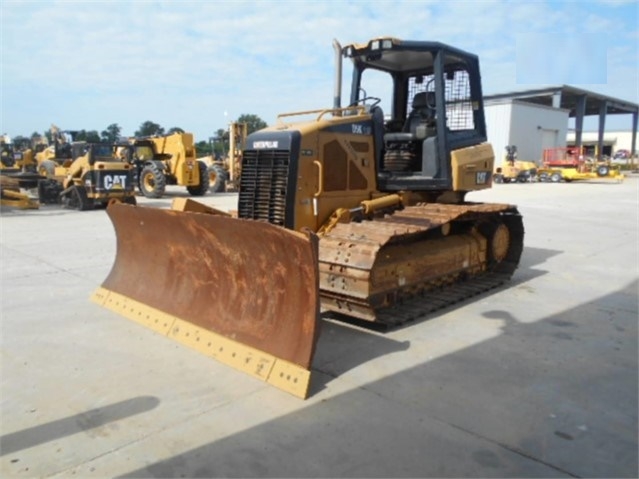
[1,0,637,141]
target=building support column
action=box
[631,111,638,160]
[597,101,607,161]
[574,95,586,152]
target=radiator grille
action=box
[238,149,291,226]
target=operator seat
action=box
[381,91,438,174]
[384,91,436,143]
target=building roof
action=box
[484,85,638,117]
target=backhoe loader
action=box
[93,38,524,398]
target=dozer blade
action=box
[91,203,320,398]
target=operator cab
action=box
[342,38,487,192]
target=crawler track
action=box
[318,203,524,326]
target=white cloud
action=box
[1,0,637,139]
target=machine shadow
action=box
[0,396,160,456]
[311,245,563,392]
[118,281,638,478]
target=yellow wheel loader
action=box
[93,38,524,398]
[126,132,209,198]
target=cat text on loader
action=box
[92,38,524,398]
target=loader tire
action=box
[38,160,56,178]
[186,161,210,196]
[596,165,610,177]
[208,164,227,193]
[1,152,15,168]
[139,164,166,198]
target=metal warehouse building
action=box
[484,85,638,165]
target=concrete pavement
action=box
[1,178,637,478]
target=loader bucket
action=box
[91,203,320,398]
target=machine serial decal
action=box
[253,141,279,149]
[351,124,371,135]
[476,171,490,185]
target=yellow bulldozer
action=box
[123,132,209,198]
[92,38,524,398]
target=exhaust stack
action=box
[333,39,342,111]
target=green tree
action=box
[195,140,212,157]
[101,123,122,143]
[212,128,228,157]
[237,114,267,135]
[167,127,185,135]
[73,130,100,143]
[74,130,87,141]
[85,130,101,143]
[135,121,164,137]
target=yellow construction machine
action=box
[0,175,40,209]
[58,143,137,210]
[125,132,209,198]
[1,133,62,207]
[31,126,136,208]
[93,38,524,398]
[1,135,39,173]
[35,125,79,179]
[493,145,538,183]
[203,122,248,192]
[537,147,624,183]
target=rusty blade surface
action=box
[102,203,320,369]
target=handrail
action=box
[276,106,367,125]
[313,161,323,197]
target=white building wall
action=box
[484,102,512,166]
[509,101,569,163]
[566,130,635,154]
